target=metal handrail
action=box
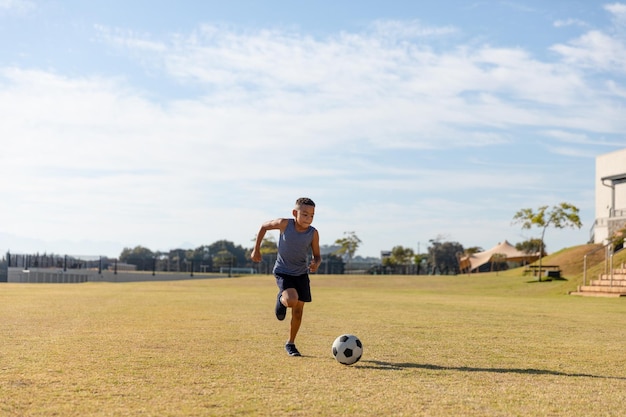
[610,253,614,287]
[583,243,626,287]
[582,243,611,287]
[610,246,625,288]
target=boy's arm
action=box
[309,229,322,273]
[251,218,288,262]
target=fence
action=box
[7,252,104,271]
[1,252,228,283]
[9,269,89,283]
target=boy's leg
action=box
[282,287,302,343]
[288,300,305,343]
[282,288,303,356]
[282,288,299,308]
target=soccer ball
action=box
[332,334,363,365]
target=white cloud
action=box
[606,79,626,97]
[553,18,588,28]
[94,25,167,53]
[0,0,34,13]
[542,130,595,144]
[551,30,626,72]
[369,19,458,39]
[92,22,623,145]
[551,4,626,72]
[605,3,626,21]
[545,145,598,158]
[541,130,625,146]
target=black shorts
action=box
[275,272,312,303]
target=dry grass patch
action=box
[1,266,625,416]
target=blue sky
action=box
[1,0,625,258]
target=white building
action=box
[593,148,626,244]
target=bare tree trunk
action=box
[538,227,547,282]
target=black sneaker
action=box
[285,343,301,356]
[275,291,286,321]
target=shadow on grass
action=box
[360,360,625,380]
[525,277,569,283]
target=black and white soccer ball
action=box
[332,334,363,365]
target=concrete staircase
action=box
[570,268,626,297]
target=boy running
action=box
[251,197,321,356]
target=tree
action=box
[213,249,236,271]
[167,248,187,272]
[512,202,582,281]
[259,236,278,255]
[334,231,362,269]
[412,252,428,274]
[390,245,414,264]
[186,245,213,272]
[428,240,464,275]
[207,240,248,267]
[119,246,155,271]
[491,253,507,275]
[515,239,546,257]
[252,235,278,274]
[386,246,414,274]
[464,246,483,256]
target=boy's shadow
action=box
[359,360,626,380]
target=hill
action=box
[481,243,626,296]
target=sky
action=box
[1,0,625,259]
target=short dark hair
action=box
[295,197,315,207]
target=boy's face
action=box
[293,204,315,228]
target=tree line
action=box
[118,236,544,275]
[117,203,583,275]
[118,233,361,274]
[0,202,588,276]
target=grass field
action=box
[1,247,625,416]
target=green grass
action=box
[1,250,626,416]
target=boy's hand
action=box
[309,259,320,273]
[251,248,262,262]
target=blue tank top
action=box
[273,219,316,276]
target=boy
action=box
[251,197,321,356]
